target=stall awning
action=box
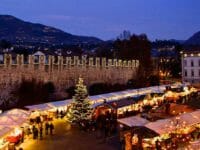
[118,116,149,127]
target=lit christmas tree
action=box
[67,77,93,123]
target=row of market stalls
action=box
[0,109,30,150]
[118,109,200,149]
[0,83,195,149]
[89,84,169,106]
[118,110,200,149]
[0,100,72,150]
[93,85,197,119]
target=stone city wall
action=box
[0,54,139,92]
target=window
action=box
[184,70,187,77]
[191,60,194,67]
[199,70,200,77]
[184,60,187,66]
[191,70,194,77]
[199,60,200,66]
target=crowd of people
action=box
[26,121,55,140]
[23,111,61,142]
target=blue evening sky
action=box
[0,0,200,40]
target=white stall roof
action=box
[26,99,73,111]
[24,84,178,111]
[91,84,177,104]
[145,119,171,135]
[118,116,149,127]
[89,95,104,101]
[0,115,27,127]
[48,99,72,108]
[100,93,116,99]
[4,109,30,118]
[91,102,103,108]
[0,126,13,137]
[190,110,200,119]
[145,110,200,135]
[26,103,53,111]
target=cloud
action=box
[40,14,96,23]
[42,15,72,21]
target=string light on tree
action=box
[67,77,93,124]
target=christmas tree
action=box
[67,77,93,123]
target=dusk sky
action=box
[0,0,200,41]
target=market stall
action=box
[0,115,27,127]
[143,110,200,149]
[0,109,29,149]
[117,116,158,150]
[48,100,72,118]
[93,95,146,118]
[0,126,13,150]
[118,116,149,128]
[26,99,72,121]
[48,99,72,112]
[6,128,24,144]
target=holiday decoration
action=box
[67,77,93,123]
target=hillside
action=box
[185,31,200,46]
[0,15,103,45]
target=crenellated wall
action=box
[0,54,139,93]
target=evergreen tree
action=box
[67,78,93,123]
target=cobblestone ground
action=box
[18,119,120,150]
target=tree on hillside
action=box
[114,34,152,86]
[67,78,93,124]
[0,39,11,49]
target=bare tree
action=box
[0,84,17,109]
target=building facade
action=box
[181,51,200,84]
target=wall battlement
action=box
[1,54,139,68]
[0,54,139,93]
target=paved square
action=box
[19,119,119,150]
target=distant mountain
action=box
[169,39,185,44]
[0,15,103,45]
[185,31,200,46]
